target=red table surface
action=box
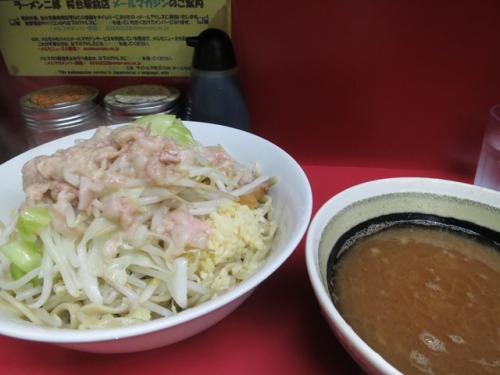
[0,165,470,375]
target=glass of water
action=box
[474,104,500,190]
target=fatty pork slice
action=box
[21,126,118,193]
[151,206,211,255]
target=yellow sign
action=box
[0,0,230,77]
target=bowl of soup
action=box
[305,178,500,375]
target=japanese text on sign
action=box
[0,0,230,77]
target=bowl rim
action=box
[305,177,500,375]
[0,121,313,344]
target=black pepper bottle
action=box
[184,28,251,132]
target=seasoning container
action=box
[20,84,101,146]
[184,28,251,132]
[103,84,181,124]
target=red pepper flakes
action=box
[27,85,98,108]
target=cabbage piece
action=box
[9,263,26,280]
[0,207,50,279]
[133,114,196,148]
[16,207,51,244]
[0,240,42,275]
[127,307,151,322]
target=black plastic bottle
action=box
[184,28,251,132]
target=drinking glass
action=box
[474,104,500,190]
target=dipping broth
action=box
[329,217,500,375]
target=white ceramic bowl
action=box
[305,177,500,375]
[0,121,312,353]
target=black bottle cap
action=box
[186,28,237,71]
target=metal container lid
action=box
[20,85,99,126]
[104,84,181,120]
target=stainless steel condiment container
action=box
[103,84,181,124]
[20,84,101,146]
